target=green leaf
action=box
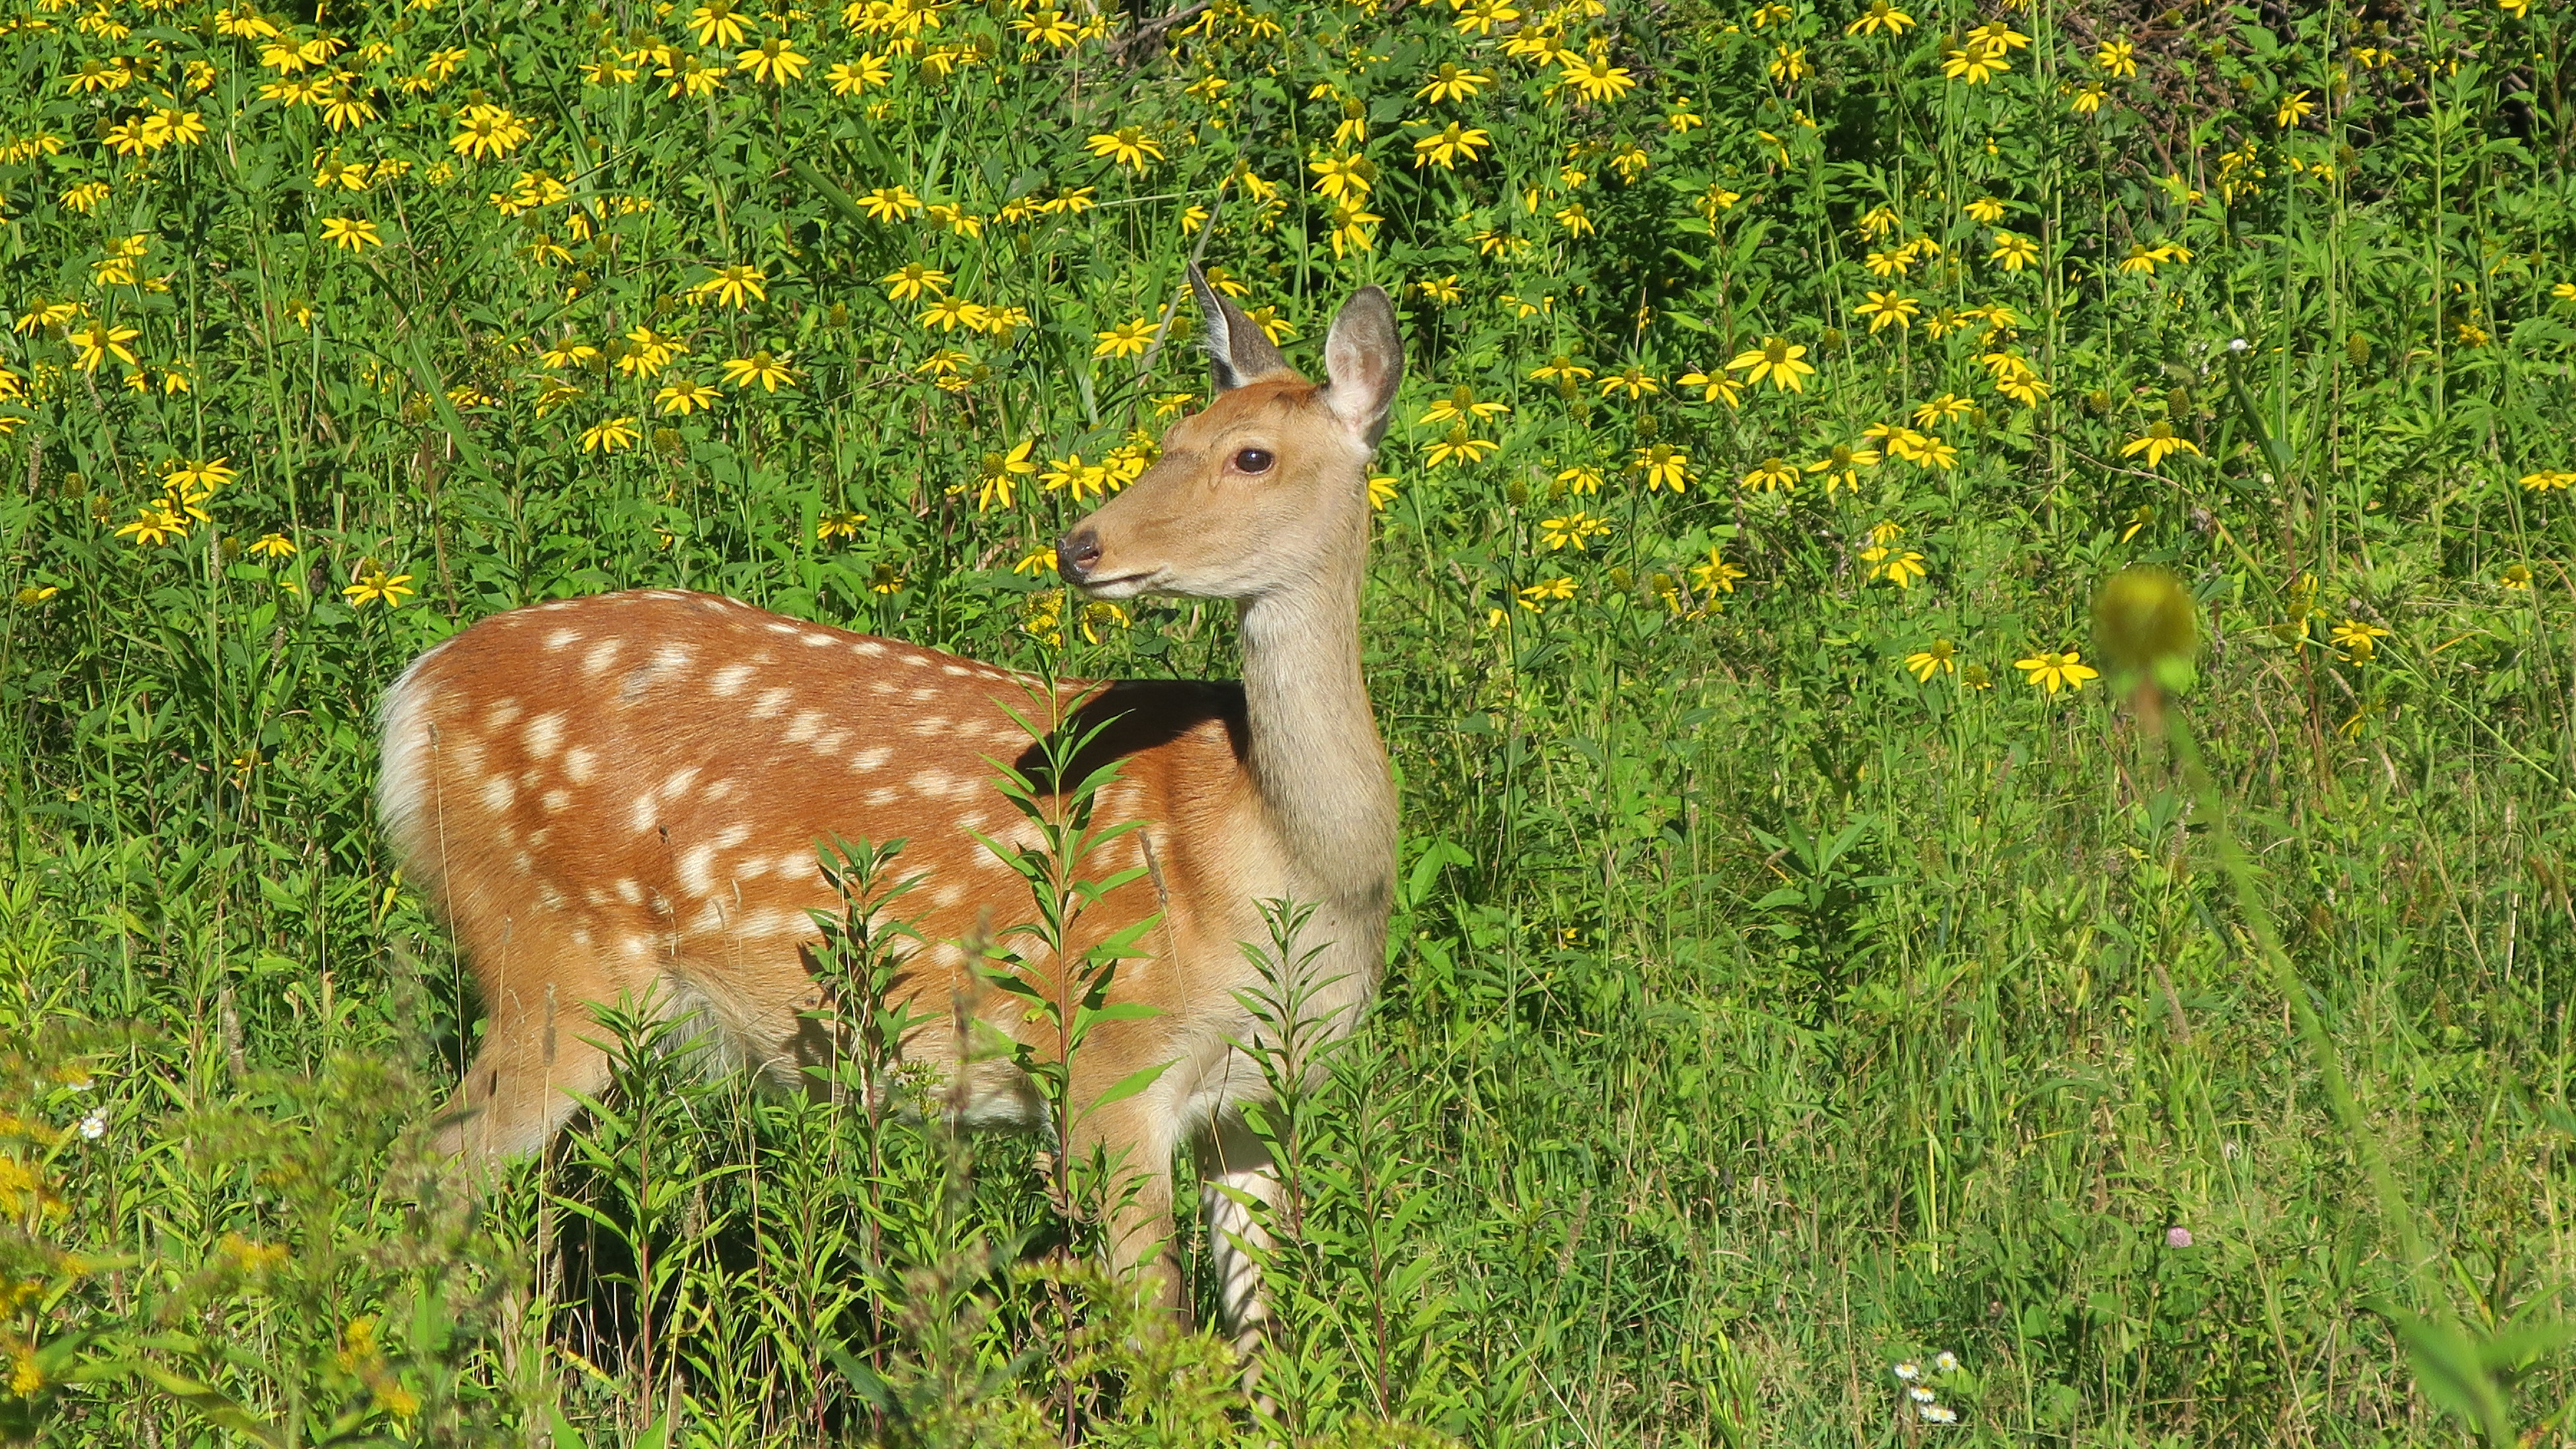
[1083,1057,1176,1116]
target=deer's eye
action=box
[1233,447,1275,474]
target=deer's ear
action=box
[1320,285,1404,449]
[1190,264,1290,392]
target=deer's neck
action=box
[1234,563,1394,915]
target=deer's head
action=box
[1059,268,1404,602]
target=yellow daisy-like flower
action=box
[1084,127,1164,171]
[319,216,382,252]
[720,351,797,392]
[1989,232,2039,271]
[2014,649,2098,694]
[656,379,721,414]
[1904,639,1956,682]
[882,264,948,302]
[2122,421,2201,469]
[343,561,416,609]
[736,37,808,85]
[1855,290,1919,332]
[1726,336,1817,393]
[580,415,640,453]
[1741,456,1800,492]
[2330,618,2391,662]
[1633,444,1693,493]
[1092,317,1157,359]
[694,264,768,309]
[978,441,1038,511]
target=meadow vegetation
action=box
[0,0,2573,1440]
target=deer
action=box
[375,267,1404,1346]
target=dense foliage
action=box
[0,0,2573,1440]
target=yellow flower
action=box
[2097,38,2137,77]
[1415,64,1492,104]
[882,264,948,302]
[1667,100,1705,133]
[1308,153,1375,199]
[2122,421,2200,469]
[1517,575,1577,610]
[1943,39,2010,85]
[858,185,921,221]
[1538,511,1612,551]
[1855,290,1919,333]
[1092,317,1156,359]
[1085,127,1164,171]
[2070,84,2108,115]
[656,378,720,414]
[1552,201,1596,238]
[2517,469,2573,491]
[1803,443,1881,493]
[1013,545,1059,575]
[115,501,188,547]
[1633,444,1694,492]
[1860,546,1927,588]
[1417,275,1465,306]
[71,320,142,372]
[1676,370,1744,408]
[1328,200,1381,256]
[1963,197,2006,225]
[1727,336,1816,393]
[343,561,416,608]
[1369,476,1399,510]
[721,352,797,392]
[1556,55,1638,105]
[1419,386,1509,427]
[580,415,640,453]
[690,0,750,47]
[2014,649,2098,694]
[1413,122,1491,170]
[1597,367,1659,400]
[319,217,382,252]
[737,38,808,85]
[1989,232,2039,271]
[2501,564,2534,590]
[1846,0,1916,35]
[2275,89,2316,128]
[1692,550,1747,594]
[1769,46,1812,82]
[250,532,297,559]
[2116,242,2163,275]
[1554,464,1604,494]
[816,509,869,541]
[2330,618,2390,662]
[917,297,990,332]
[1423,427,1499,468]
[449,104,531,162]
[694,264,768,309]
[1741,456,1800,492]
[1904,639,1956,682]
[978,441,1038,510]
[13,584,60,606]
[828,53,892,93]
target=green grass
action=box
[2,0,2575,1441]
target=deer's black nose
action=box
[1057,528,1101,585]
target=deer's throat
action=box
[1234,580,1394,911]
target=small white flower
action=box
[2228,336,2250,353]
[1908,1386,1936,1403]
[1892,1361,1920,1381]
[77,1110,106,1141]
[1919,1402,1958,1424]
[1933,1350,1958,1373]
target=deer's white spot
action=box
[653,643,696,672]
[851,747,892,773]
[511,850,533,874]
[480,775,516,812]
[911,769,957,799]
[615,878,645,904]
[563,746,598,784]
[775,849,815,880]
[583,639,624,676]
[678,843,719,897]
[750,688,794,719]
[735,856,771,881]
[942,664,971,678]
[853,640,886,658]
[765,621,800,635]
[544,628,582,650]
[629,793,659,833]
[814,730,851,755]
[908,686,936,703]
[542,789,572,813]
[536,884,568,911]
[524,713,566,759]
[803,633,837,648]
[908,715,949,737]
[709,663,756,696]
[704,777,738,802]
[483,698,522,730]
[661,767,700,800]
[713,824,750,849]
[933,882,964,907]
[869,680,897,696]
[783,711,826,744]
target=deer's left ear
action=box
[1320,285,1404,450]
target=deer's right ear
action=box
[1190,264,1289,392]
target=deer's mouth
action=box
[1074,569,1162,599]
